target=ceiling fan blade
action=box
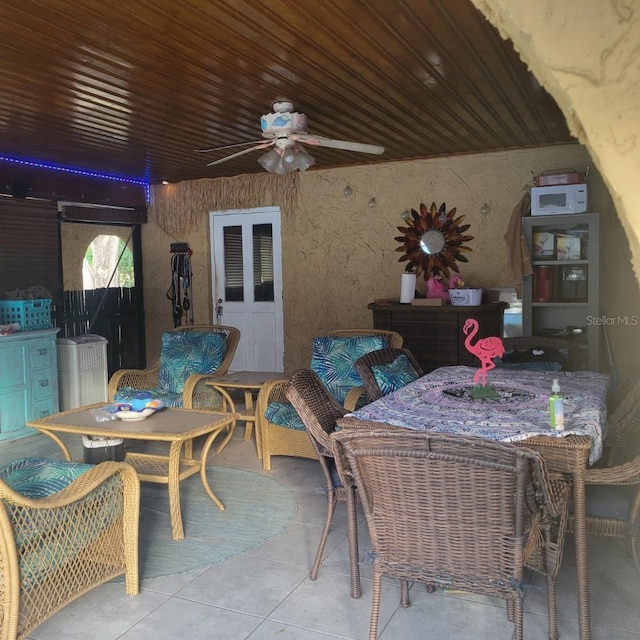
[196,140,266,153]
[205,141,274,166]
[292,134,384,155]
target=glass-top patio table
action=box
[338,365,610,640]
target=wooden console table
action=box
[368,301,507,372]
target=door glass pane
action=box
[253,223,274,302]
[223,226,243,301]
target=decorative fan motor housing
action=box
[260,111,308,138]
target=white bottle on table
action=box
[549,378,564,431]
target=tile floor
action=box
[2,422,639,640]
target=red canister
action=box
[533,266,553,302]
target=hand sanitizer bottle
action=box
[550,378,564,431]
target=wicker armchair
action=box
[108,325,239,451]
[0,458,139,640]
[332,429,571,640]
[355,347,424,402]
[256,329,403,470]
[499,336,580,371]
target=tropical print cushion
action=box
[265,402,306,431]
[157,331,227,394]
[311,335,389,404]
[0,457,92,498]
[371,354,420,396]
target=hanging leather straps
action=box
[166,250,193,326]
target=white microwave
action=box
[531,183,588,216]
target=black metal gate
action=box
[58,287,146,378]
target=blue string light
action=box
[0,154,151,201]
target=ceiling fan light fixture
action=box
[281,146,301,170]
[295,144,315,172]
[258,143,315,174]
[258,148,282,173]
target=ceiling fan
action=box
[196,101,385,174]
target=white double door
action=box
[210,206,283,372]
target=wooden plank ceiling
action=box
[0,0,573,185]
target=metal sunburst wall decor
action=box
[395,201,474,279]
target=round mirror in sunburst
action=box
[395,201,474,279]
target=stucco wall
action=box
[143,142,638,377]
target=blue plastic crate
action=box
[0,299,52,330]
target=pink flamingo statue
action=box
[462,318,505,387]
[426,274,450,301]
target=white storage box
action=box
[57,334,108,410]
[449,288,483,306]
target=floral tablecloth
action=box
[344,365,609,465]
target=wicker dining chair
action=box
[354,347,424,402]
[499,336,580,371]
[284,368,361,598]
[574,381,640,576]
[601,373,640,466]
[285,369,398,598]
[331,429,571,640]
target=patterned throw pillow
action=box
[371,354,420,396]
[311,335,389,404]
[157,331,227,394]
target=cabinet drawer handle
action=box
[37,348,48,356]
[39,379,49,387]
[40,410,50,418]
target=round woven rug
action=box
[118,466,297,580]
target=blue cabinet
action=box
[0,328,59,441]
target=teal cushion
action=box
[0,457,92,498]
[311,335,389,404]
[371,354,420,396]
[265,402,306,431]
[157,331,227,394]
